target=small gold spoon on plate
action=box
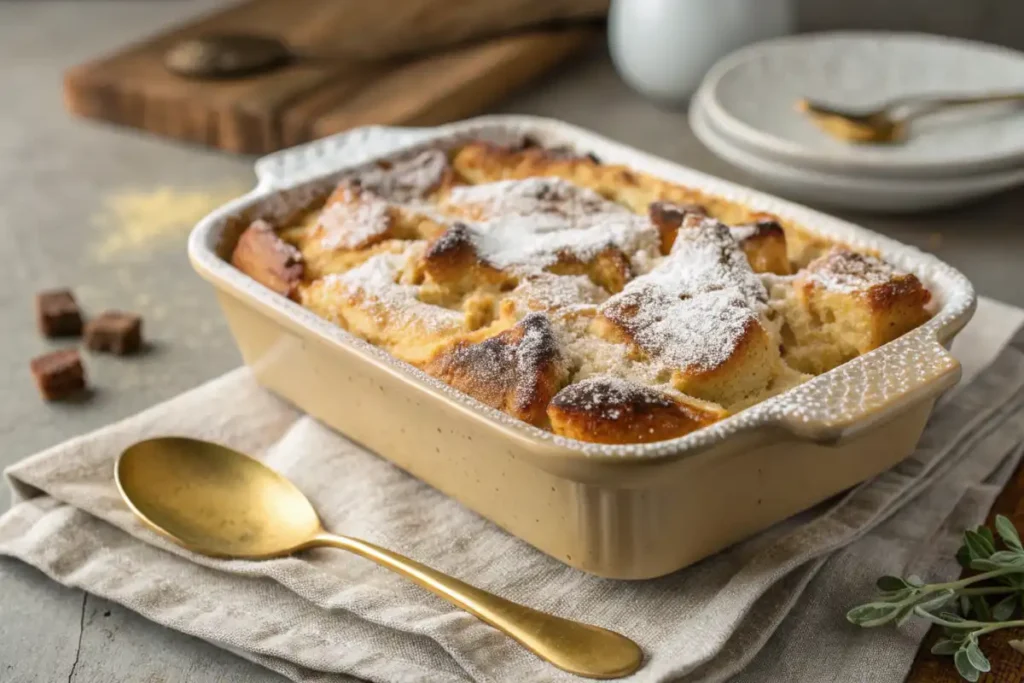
[796,91,1024,144]
[115,437,643,679]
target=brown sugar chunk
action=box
[30,349,87,400]
[36,288,83,338]
[548,376,726,444]
[424,313,567,426]
[231,220,304,299]
[85,311,143,355]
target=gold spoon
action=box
[796,91,1024,144]
[115,437,643,679]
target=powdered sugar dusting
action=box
[559,320,667,387]
[506,273,608,316]
[606,286,759,372]
[434,178,660,276]
[600,219,767,372]
[325,243,462,332]
[353,149,450,203]
[434,313,563,415]
[445,177,627,222]
[650,218,767,307]
[253,219,302,262]
[803,248,904,293]
[729,224,759,242]
[473,213,658,272]
[316,184,391,250]
[553,376,675,419]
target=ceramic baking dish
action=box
[188,115,976,579]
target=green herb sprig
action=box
[848,514,1024,682]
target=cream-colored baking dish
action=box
[188,115,976,580]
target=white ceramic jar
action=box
[609,0,795,104]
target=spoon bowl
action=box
[115,436,643,679]
[117,437,321,558]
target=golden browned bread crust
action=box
[231,220,304,299]
[648,202,791,275]
[647,200,708,254]
[732,216,792,276]
[770,248,933,374]
[425,313,567,426]
[230,139,934,444]
[548,377,726,444]
[299,242,468,366]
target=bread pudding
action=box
[230,139,933,444]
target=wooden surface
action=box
[63,0,598,154]
[906,460,1024,682]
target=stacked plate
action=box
[690,32,1024,213]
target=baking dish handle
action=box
[253,125,440,191]
[769,331,962,443]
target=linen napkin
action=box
[2,296,1023,683]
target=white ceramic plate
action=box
[703,32,1024,179]
[691,92,1024,212]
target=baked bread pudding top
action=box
[230,139,933,444]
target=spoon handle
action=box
[310,532,643,679]
[896,91,1024,121]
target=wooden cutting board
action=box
[63,0,600,154]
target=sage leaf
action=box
[996,514,1022,551]
[943,628,969,643]
[915,590,956,615]
[978,526,996,549]
[956,544,973,569]
[931,639,960,655]
[907,574,924,587]
[965,530,995,559]
[993,594,1017,621]
[895,606,916,628]
[846,603,898,626]
[876,575,908,592]
[879,588,912,601]
[959,595,972,617]
[987,550,1024,565]
[969,595,992,621]
[968,558,1003,572]
[1000,572,1024,589]
[1008,639,1024,656]
[954,649,980,682]
[965,641,991,672]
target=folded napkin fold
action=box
[2,297,1024,683]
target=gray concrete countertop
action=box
[2,3,1023,682]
